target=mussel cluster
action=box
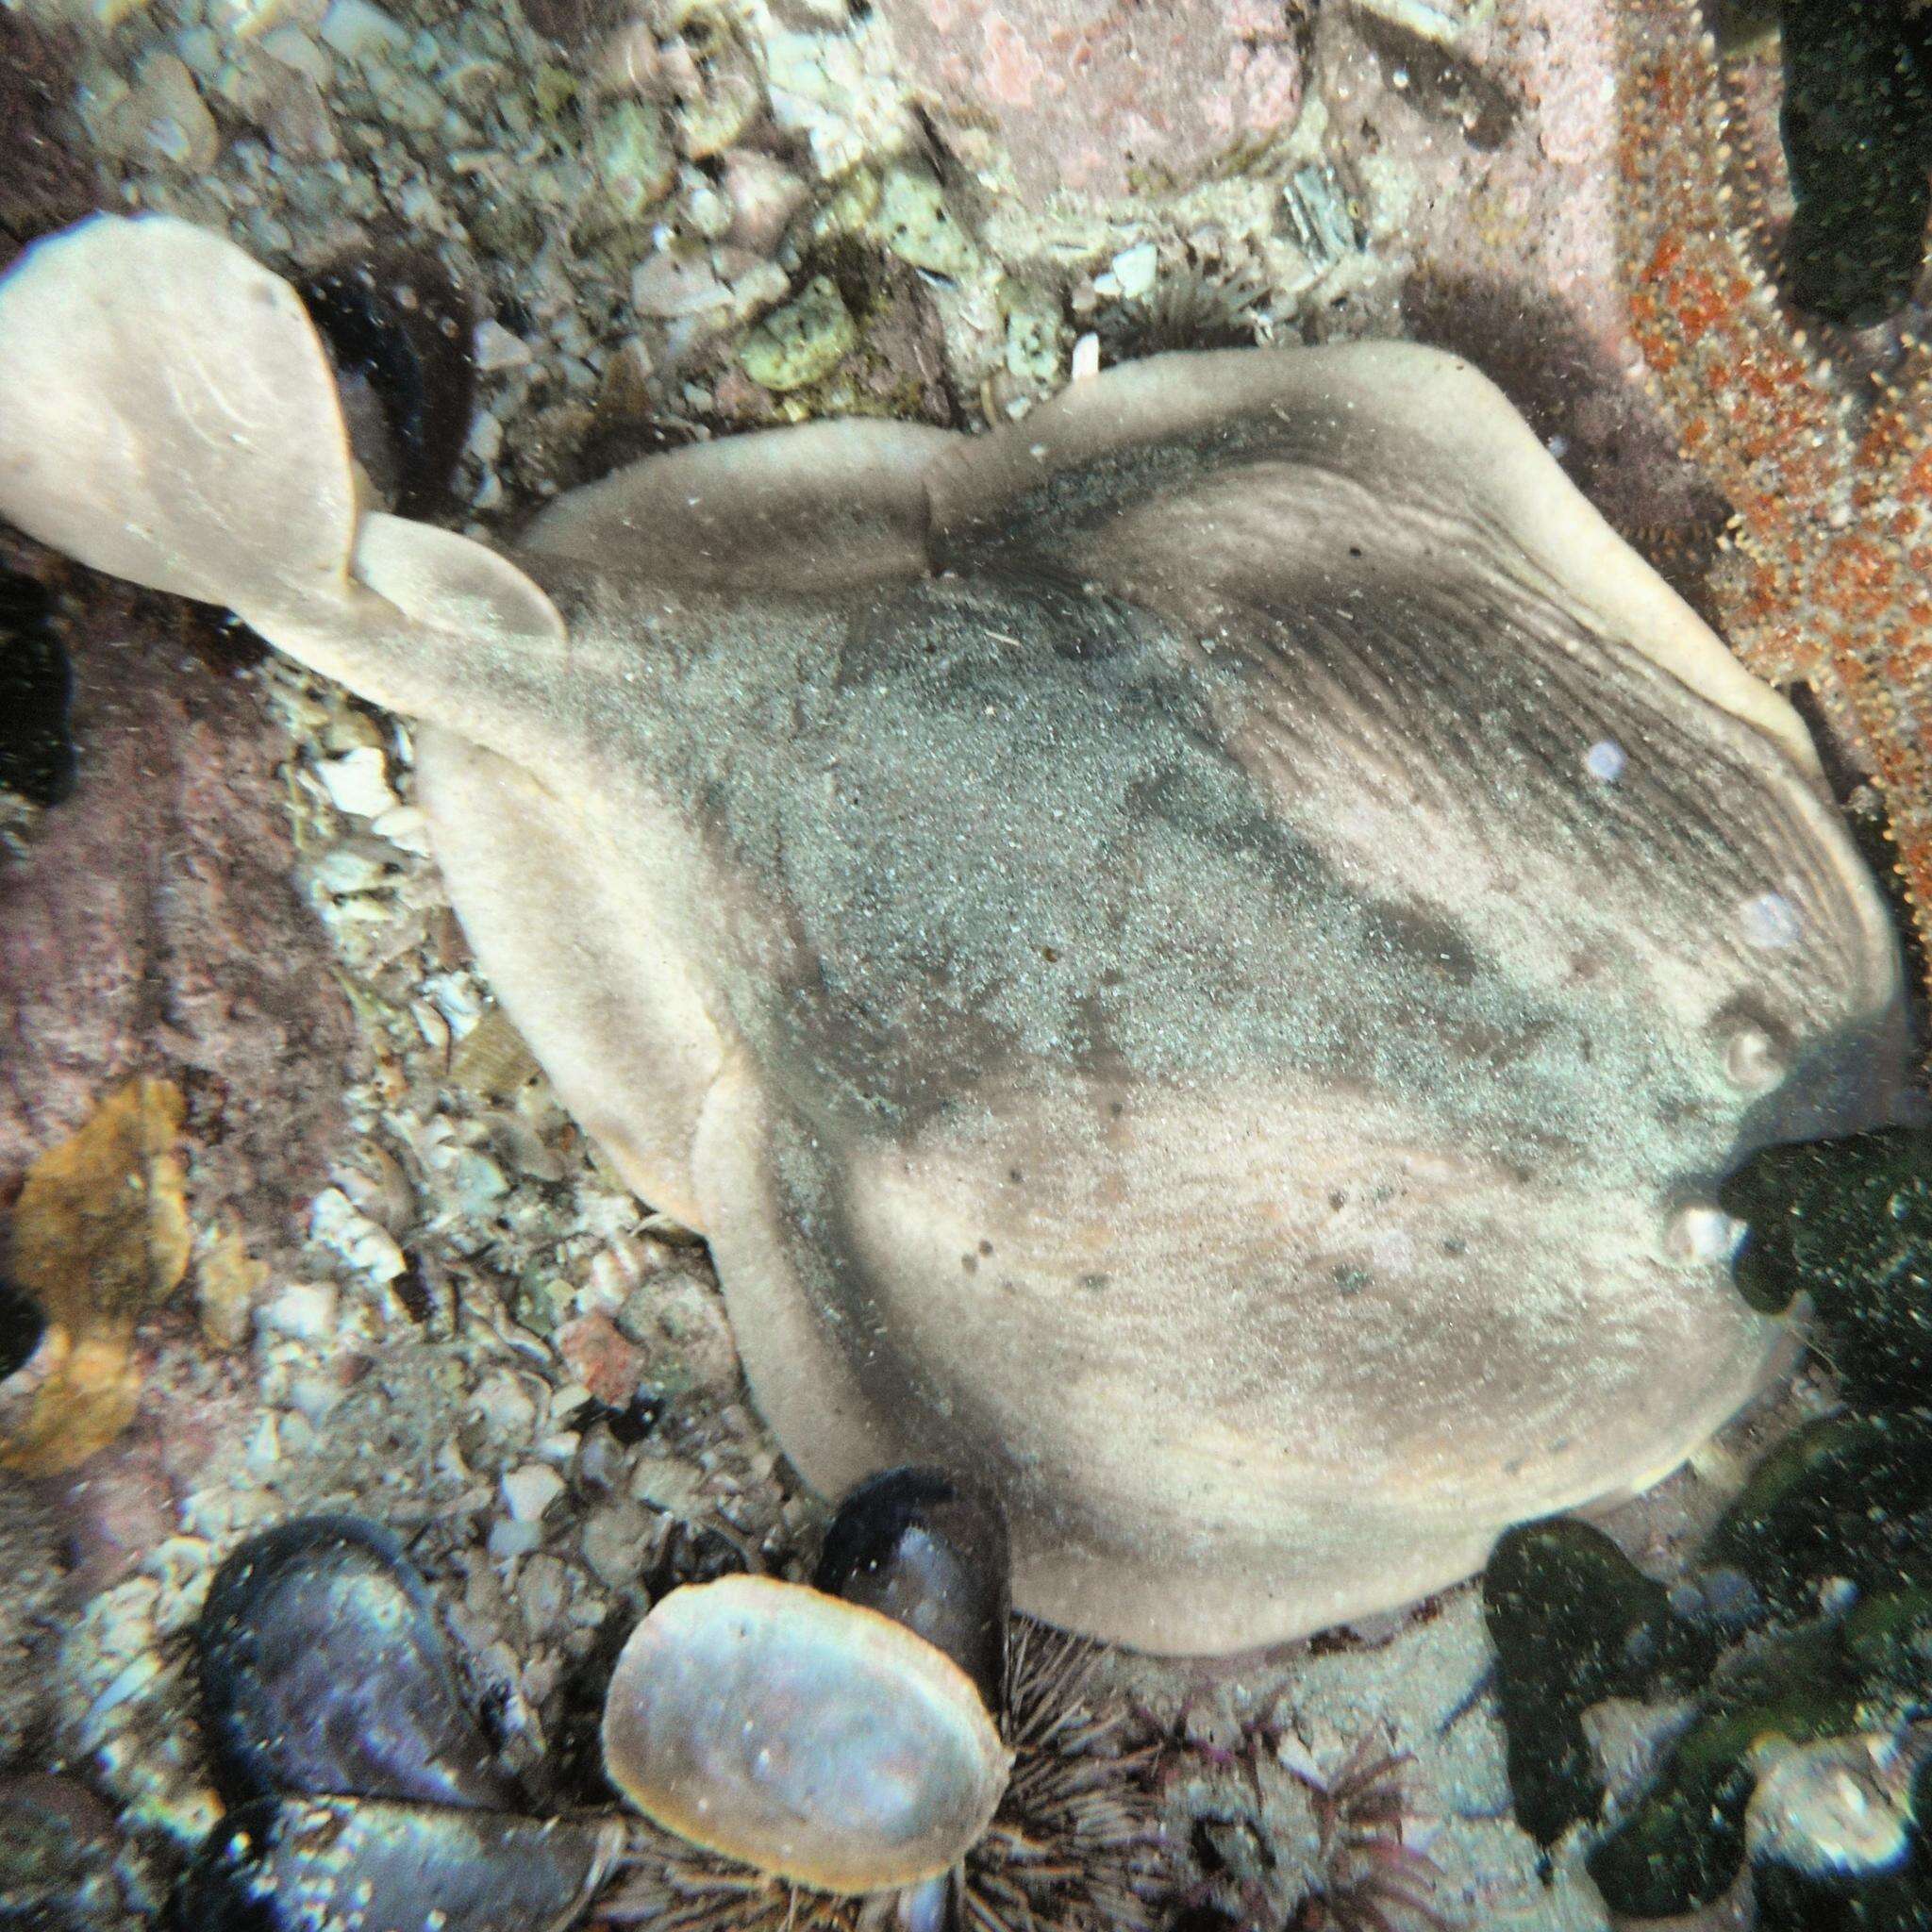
[174,1468,1158,1932]
[1483,1124,1932,1929]
[176,1513,623,1932]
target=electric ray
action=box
[0,215,1911,1654]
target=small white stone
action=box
[315,745,400,818]
[245,1411,282,1474]
[423,971,487,1035]
[370,804,432,854]
[631,248,732,320]
[489,1517,543,1559]
[471,1372,541,1439]
[175,28,223,80]
[629,1453,707,1520]
[502,1462,566,1523]
[212,0,294,35]
[320,0,409,63]
[448,1149,508,1214]
[465,412,504,464]
[1583,737,1626,783]
[287,1371,347,1424]
[261,1280,339,1341]
[308,843,393,894]
[472,318,532,373]
[260,26,334,84]
[309,1187,408,1283]
[1069,332,1101,383]
[1109,242,1158,299]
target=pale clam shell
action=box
[601,1574,1010,1892]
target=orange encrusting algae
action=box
[1615,0,1932,990]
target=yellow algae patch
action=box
[194,1225,268,1352]
[3,1076,191,1475]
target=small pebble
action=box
[319,0,410,63]
[473,318,532,373]
[1110,242,1158,299]
[315,746,400,818]
[502,1462,566,1523]
[259,1281,339,1343]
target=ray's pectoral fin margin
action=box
[0,212,562,719]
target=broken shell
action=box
[174,1794,622,1932]
[600,1573,1011,1892]
[1745,1731,1920,1879]
[197,1515,516,1809]
[814,1467,1010,1717]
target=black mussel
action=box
[814,1466,1010,1717]
[197,1515,515,1810]
[173,1795,622,1932]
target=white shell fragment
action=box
[1746,1731,1924,1880]
[0,214,1912,1654]
[600,1575,1010,1891]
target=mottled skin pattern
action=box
[1618,0,1932,1002]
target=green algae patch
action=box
[738,275,858,391]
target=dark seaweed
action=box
[1485,1124,1932,1916]
[0,569,73,808]
[1779,0,1932,325]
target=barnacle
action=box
[1091,237,1274,362]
